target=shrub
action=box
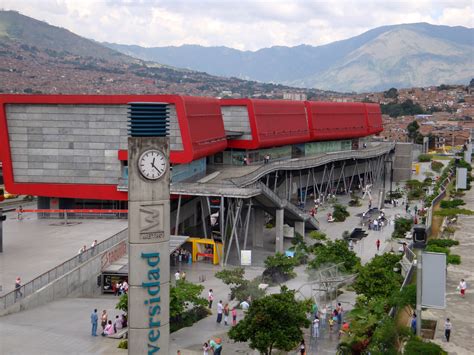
[348,195,362,207]
[430,161,444,172]
[308,230,327,241]
[418,154,432,162]
[425,245,450,255]
[434,208,474,217]
[404,337,447,354]
[427,239,459,248]
[118,340,128,349]
[170,306,210,333]
[333,204,350,222]
[387,190,403,199]
[447,254,461,264]
[392,217,413,239]
[440,199,465,209]
[309,240,360,272]
[263,253,296,284]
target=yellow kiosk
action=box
[187,237,223,265]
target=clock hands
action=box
[151,157,161,173]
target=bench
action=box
[108,327,128,339]
[196,253,213,261]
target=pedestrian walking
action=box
[114,315,123,332]
[100,310,108,332]
[14,277,23,300]
[264,154,270,164]
[232,307,237,326]
[444,318,452,342]
[91,309,98,336]
[376,239,381,252]
[216,300,223,323]
[243,157,248,166]
[299,339,306,355]
[458,279,467,297]
[312,317,320,338]
[17,205,24,220]
[208,289,214,309]
[175,270,181,283]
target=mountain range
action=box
[105,23,474,93]
[0,10,328,98]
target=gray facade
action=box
[6,104,183,185]
[221,106,252,140]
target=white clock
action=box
[138,149,167,180]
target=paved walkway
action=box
[0,295,125,355]
[424,187,474,354]
[0,210,127,294]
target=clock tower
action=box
[127,103,170,354]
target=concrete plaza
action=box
[0,209,127,294]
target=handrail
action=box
[232,143,395,187]
[257,182,319,229]
[0,228,128,311]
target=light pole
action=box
[413,225,427,337]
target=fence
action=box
[19,209,129,220]
[0,228,127,311]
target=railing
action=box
[232,143,395,187]
[0,228,127,311]
[389,258,415,318]
[257,182,319,229]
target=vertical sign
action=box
[421,252,446,309]
[128,103,170,354]
[456,168,467,190]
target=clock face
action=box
[138,149,167,180]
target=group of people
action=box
[175,270,187,282]
[367,211,387,231]
[215,300,238,326]
[202,338,222,355]
[111,280,129,296]
[90,309,127,337]
[77,240,99,259]
[172,248,192,265]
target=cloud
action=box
[2,0,472,50]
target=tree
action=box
[262,253,296,284]
[332,203,350,222]
[353,254,403,300]
[228,287,310,354]
[309,239,360,272]
[170,280,207,319]
[215,268,265,301]
[384,87,398,99]
[407,120,420,141]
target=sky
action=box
[2,0,473,51]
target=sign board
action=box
[456,168,467,190]
[241,250,252,266]
[464,143,472,163]
[421,252,446,309]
